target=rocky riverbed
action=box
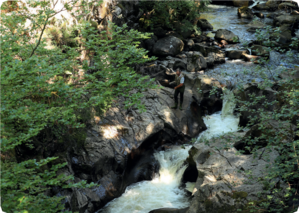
[43,0,299,212]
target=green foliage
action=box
[44,22,80,49]
[1,0,157,212]
[139,0,210,32]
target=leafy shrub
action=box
[139,0,210,32]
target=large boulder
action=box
[153,36,184,56]
[185,134,287,213]
[238,6,254,19]
[246,20,266,32]
[214,29,239,43]
[193,43,222,57]
[185,74,223,114]
[265,0,279,10]
[250,44,270,57]
[278,2,299,10]
[270,24,293,45]
[197,19,213,31]
[205,52,226,66]
[227,49,248,59]
[274,15,299,27]
[253,3,270,10]
[185,51,207,72]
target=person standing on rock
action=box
[170,68,185,110]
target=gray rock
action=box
[246,20,266,32]
[185,39,195,50]
[214,29,240,43]
[227,49,248,59]
[205,52,226,65]
[197,19,213,31]
[185,51,207,72]
[193,43,222,57]
[186,134,287,213]
[274,15,299,27]
[270,24,293,45]
[250,44,270,57]
[153,36,184,56]
[253,3,270,10]
[238,6,254,19]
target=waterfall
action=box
[100,89,240,213]
[100,147,191,213]
[197,88,239,141]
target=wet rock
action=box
[214,29,240,43]
[185,51,207,72]
[149,208,189,213]
[185,135,288,213]
[274,14,299,27]
[173,58,187,70]
[193,43,222,57]
[153,36,184,56]
[270,24,293,45]
[254,12,264,18]
[253,3,270,10]
[278,2,299,11]
[197,19,213,31]
[246,20,266,32]
[205,52,226,65]
[250,44,270,57]
[192,74,223,114]
[227,49,248,59]
[238,6,254,19]
[184,39,195,51]
[265,0,279,11]
[243,53,260,63]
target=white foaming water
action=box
[198,89,239,141]
[100,147,191,213]
[198,111,239,141]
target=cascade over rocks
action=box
[56,72,217,212]
[184,133,288,213]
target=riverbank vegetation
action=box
[1,1,156,212]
